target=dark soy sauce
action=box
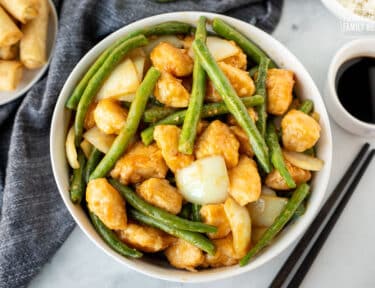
[336,57,375,124]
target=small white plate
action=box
[0,0,58,106]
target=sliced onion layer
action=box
[96,58,140,100]
[283,150,324,171]
[83,126,116,154]
[65,126,80,169]
[247,196,288,227]
[189,36,239,61]
[176,156,229,205]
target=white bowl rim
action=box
[50,11,332,283]
[0,0,58,106]
[321,0,375,23]
[327,38,375,131]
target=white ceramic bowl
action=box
[321,0,375,23]
[325,38,375,137]
[0,0,58,106]
[50,12,332,283]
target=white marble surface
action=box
[30,0,375,287]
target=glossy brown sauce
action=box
[336,57,375,124]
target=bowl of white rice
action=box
[322,0,375,22]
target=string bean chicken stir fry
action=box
[65,17,324,271]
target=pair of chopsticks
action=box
[271,143,374,288]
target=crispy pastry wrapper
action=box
[20,0,49,69]
[0,60,23,91]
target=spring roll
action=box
[0,60,23,91]
[0,0,40,23]
[0,6,23,47]
[0,44,19,60]
[20,0,49,69]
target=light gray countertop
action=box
[30,0,375,287]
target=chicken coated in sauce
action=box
[281,109,321,152]
[153,125,194,173]
[110,142,168,185]
[136,178,182,214]
[165,238,205,272]
[116,222,174,253]
[86,178,127,230]
[195,120,239,169]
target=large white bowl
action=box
[50,12,332,283]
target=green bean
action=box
[178,16,207,155]
[299,99,314,114]
[84,148,103,183]
[75,35,148,146]
[292,202,306,221]
[89,212,143,258]
[191,204,201,222]
[266,122,296,189]
[255,57,270,137]
[123,101,132,109]
[129,208,215,255]
[249,66,258,77]
[65,22,193,110]
[141,95,264,145]
[178,203,192,219]
[70,150,86,204]
[240,183,310,266]
[192,39,272,173]
[212,18,276,67]
[304,147,316,156]
[89,67,160,180]
[109,179,217,233]
[143,106,178,123]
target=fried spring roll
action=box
[0,44,19,60]
[0,6,23,47]
[0,0,41,23]
[0,60,23,91]
[20,0,49,69]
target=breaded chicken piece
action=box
[116,222,174,253]
[84,101,97,130]
[196,120,209,135]
[165,239,205,271]
[229,126,254,158]
[150,42,193,77]
[86,178,127,230]
[221,41,247,70]
[281,109,321,152]
[136,178,182,214]
[227,107,258,126]
[153,125,194,173]
[94,98,128,134]
[154,72,190,108]
[206,62,255,102]
[200,204,231,239]
[228,156,261,206]
[195,120,239,169]
[266,69,295,116]
[204,234,239,268]
[110,142,168,185]
[265,159,312,190]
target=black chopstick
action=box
[286,149,375,288]
[270,143,372,288]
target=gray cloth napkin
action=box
[0,1,282,287]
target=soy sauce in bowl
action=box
[335,57,375,124]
